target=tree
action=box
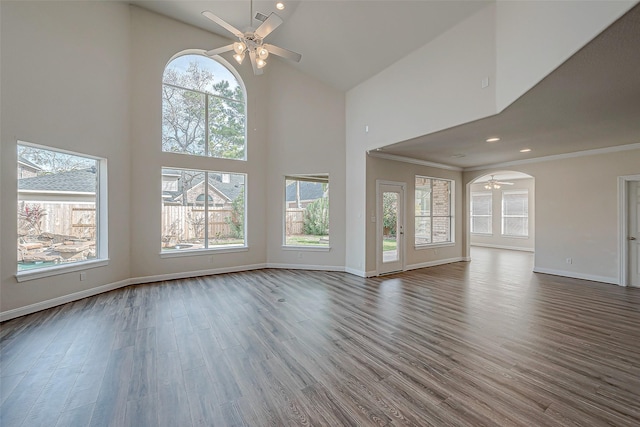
[162,58,245,159]
[18,146,93,173]
[383,193,397,237]
[226,187,245,239]
[303,197,329,236]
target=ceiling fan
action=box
[484,175,514,190]
[202,0,302,75]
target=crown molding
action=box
[464,142,640,172]
[367,151,463,171]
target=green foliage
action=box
[18,203,47,235]
[383,193,397,236]
[303,197,329,236]
[226,187,244,239]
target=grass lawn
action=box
[286,235,329,246]
[383,238,397,251]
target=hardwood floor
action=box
[2,248,640,426]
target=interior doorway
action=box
[620,177,640,287]
[377,181,405,275]
[466,171,535,259]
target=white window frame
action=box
[470,191,493,235]
[160,167,247,257]
[501,189,529,238]
[16,141,109,282]
[415,176,455,248]
[283,174,330,250]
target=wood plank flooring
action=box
[2,247,640,426]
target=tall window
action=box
[162,54,246,160]
[502,190,528,237]
[415,176,453,246]
[284,175,329,247]
[470,192,492,234]
[161,168,246,251]
[17,143,105,273]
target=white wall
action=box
[495,0,636,111]
[347,3,497,151]
[1,2,131,313]
[265,59,346,269]
[366,156,464,274]
[469,178,535,251]
[465,148,640,284]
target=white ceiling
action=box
[129,0,490,91]
[131,1,640,169]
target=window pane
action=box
[208,99,245,160]
[503,192,528,216]
[208,173,245,247]
[432,180,450,216]
[432,217,451,243]
[17,145,99,272]
[285,177,329,246]
[472,217,491,234]
[415,217,431,245]
[162,86,206,156]
[415,178,431,216]
[503,217,528,236]
[162,169,246,251]
[471,193,492,216]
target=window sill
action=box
[282,245,331,252]
[16,259,109,283]
[160,246,249,258]
[501,235,529,239]
[414,242,456,250]
[471,233,493,236]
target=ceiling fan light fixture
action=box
[233,41,247,55]
[257,46,269,60]
[256,57,267,69]
[233,52,246,64]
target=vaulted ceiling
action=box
[133,1,640,169]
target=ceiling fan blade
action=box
[248,49,263,75]
[496,181,514,185]
[202,11,244,38]
[263,44,302,63]
[204,44,234,57]
[254,13,283,39]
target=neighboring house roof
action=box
[285,181,325,203]
[18,168,97,193]
[162,170,244,203]
[18,156,43,171]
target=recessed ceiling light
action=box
[520,148,531,153]
[276,2,285,10]
[486,137,500,142]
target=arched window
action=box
[162,54,246,160]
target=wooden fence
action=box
[285,208,305,235]
[18,202,96,239]
[162,206,234,240]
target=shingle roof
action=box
[162,169,244,203]
[18,168,97,193]
[18,156,43,170]
[285,181,325,202]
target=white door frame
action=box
[618,174,640,286]
[376,180,406,275]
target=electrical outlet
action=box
[297,252,303,260]
[566,258,572,264]
[80,272,87,281]
[209,255,214,264]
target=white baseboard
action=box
[343,267,377,277]
[265,263,344,272]
[0,278,132,322]
[406,257,464,272]
[130,263,267,285]
[533,267,619,285]
[462,257,471,262]
[471,243,534,252]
